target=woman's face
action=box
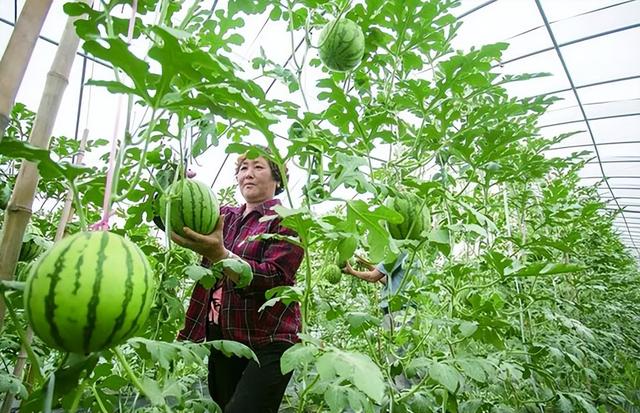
[236,156,278,203]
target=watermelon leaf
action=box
[316,349,385,403]
[0,138,93,182]
[429,361,463,394]
[260,285,303,312]
[208,340,258,364]
[184,265,217,289]
[280,343,318,374]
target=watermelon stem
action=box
[69,181,87,231]
[111,110,161,204]
[91,383,110,413]
[285,0,310,112]
[2,292,43,381]
[113,346,170,411]
[68,374,89,413]
[113,346,144,391]
[43,372,55,413]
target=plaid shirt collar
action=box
[235,197,281,218]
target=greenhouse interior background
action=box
[2,0,639,258]
[1,0,640,412]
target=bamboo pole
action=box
[0,129,88,413]
[0,0,54,140]
[0,0,91,332]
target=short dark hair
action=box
[234,146,288,195]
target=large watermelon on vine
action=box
[24,231,156,354]
[159,179,219,237]
[318,18,365,72]
[386,192,430,240]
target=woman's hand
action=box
[171,215,228,262]
[342,261,358,276]
[342,260,386,284]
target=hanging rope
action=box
[90,0,138,231]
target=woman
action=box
[172,149,303,412]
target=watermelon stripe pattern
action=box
[24,231,155,354]
[18,233,50,262]
[120,244,153,340]
[160,179,219,237]
[387,193,431,241]
[319,18,365,72]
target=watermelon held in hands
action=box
[318,18,365,72]
[159,179,219,237]
[24,231,156,354]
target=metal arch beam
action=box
[606,209,640,214]
[0,17,112,70]
[582,176,640,179]
[539,112,640,129]
[549,139,640,151]
[539,74,640,97]
[506,0,637,41]
[499,22,640,66]
[533,0,639,254]
[456,0,499,19]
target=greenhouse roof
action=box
[452,0,640,256]
[1,0,639,256]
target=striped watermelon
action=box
[322,264,343,284]
[386,192,430,240]
[318,18,365,72]
[24,231,156,354]
[19,232,51,262]
[159,179,219,238]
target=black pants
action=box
[206,323,294,413]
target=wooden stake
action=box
[0,0,91,331]
[0,0,53,140]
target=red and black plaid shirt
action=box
[178,198,304,348]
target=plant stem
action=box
[68,374,88,413]
[2,293,42,381]
[301,235,313,330]
[296,374,319,413]
[91,384,110,413]
[113,346,158,408]
[43,373,55,413]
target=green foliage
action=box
[1,0,639,412]
[221,257,253,288]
